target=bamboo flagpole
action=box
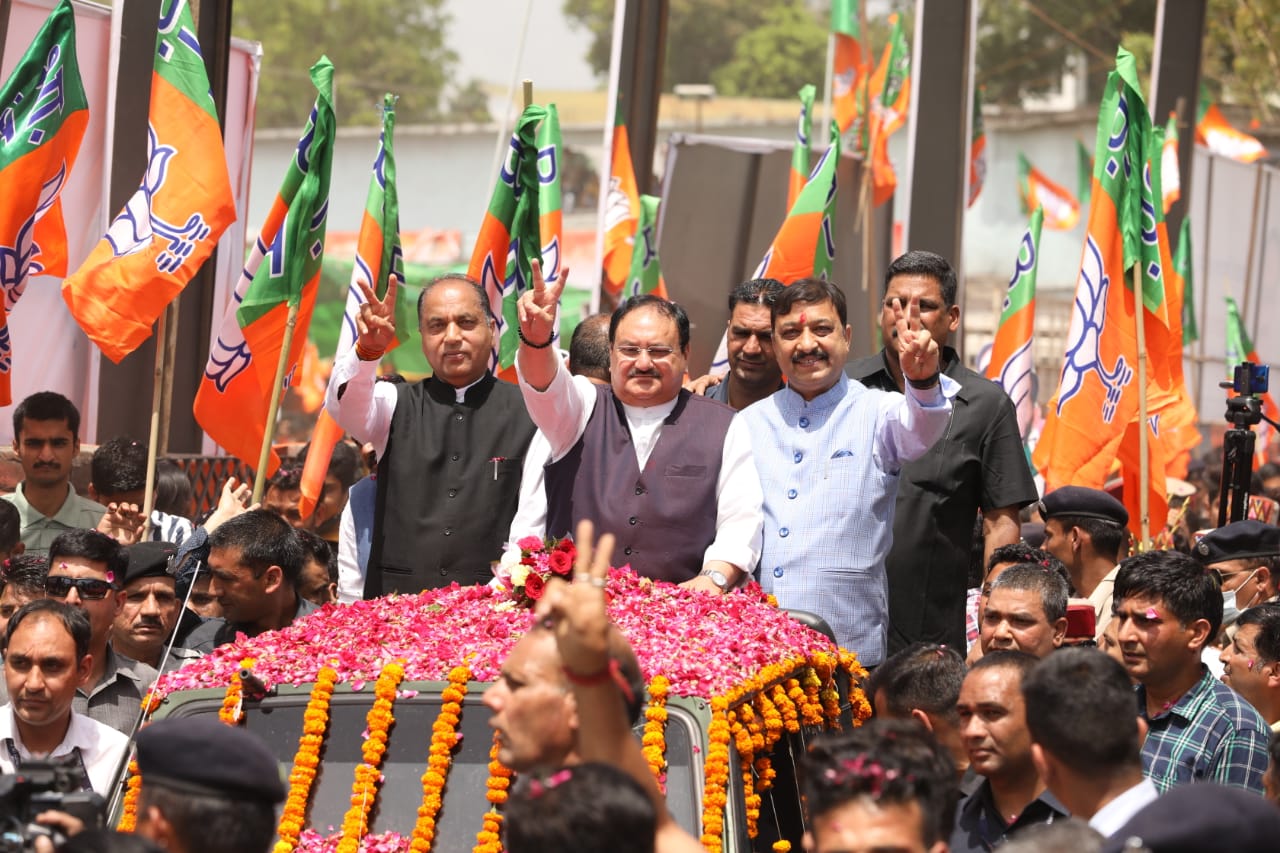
[1133,267,1151,549]
[140,309,167,541]
[251,303,302,505]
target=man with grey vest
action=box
[325,273,537,596]
[515,262,762,593]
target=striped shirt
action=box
[1138,666,1270,794]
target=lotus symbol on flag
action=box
[833,68,855,98]
[105,124,213,273]
[0,163,64,310]
[603,176,635,235]
[1056,236,1132,423]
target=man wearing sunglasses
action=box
[516,264,762,592]
[40,529,157,735]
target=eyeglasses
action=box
[614,344,676,361]
[44,576,118,601]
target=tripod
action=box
[1217,364,1278,526]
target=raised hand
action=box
[533,519,614,677]
[97,502,146,545]
[892,297,940,383]
[516,259,568,347]
[355,273,399,354]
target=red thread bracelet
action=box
[562,659,636,708]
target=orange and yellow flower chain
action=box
[274,667,338,853]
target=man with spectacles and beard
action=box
[35,530,157,734]
[516,263,762,592]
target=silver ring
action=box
[573,573,590,582]
[589,577,607,589]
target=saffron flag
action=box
[1197,88,1268,163]
[1034,48,1158,504]
[830,0,864,134]
[0,0,88,405]
[601,99,639,297]
[1018,153,1079,231]
[1076,139,1092,212]
[467,104,553,372]
[193,57,336,477]
[1160,111,1180,213]
[986,205,1042,439]
[788,85,815,211]
[754,120,839,283]
[625,194,666,298]
[302,94,404,520]
[711,121,841,374]
[968,87,986,208]
[62,0,234,364]
[1174,216,1197,344]
[537,105,565,306]
[867,12,909,207]
[1225,296,1280,465]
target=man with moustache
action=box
[850,251,1037,654]
[326,273,537,595]
[688,278,786,411]
[737,278,956,666]
[516,264,762,591]
[1220,603,1280,731]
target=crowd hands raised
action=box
[3,249,1280,851]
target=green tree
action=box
[711,4,827,98]
[1204,0,1280,121]
[446,79,493,124]
[234,0,456,128]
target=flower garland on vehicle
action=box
[116,760,142,831]
[408,666,471,851]
[473,731,511,853]
[218,657,256,725]
[336,660,405,853]
[274,666,338,853]
[642,676,670,791]
[699,696,732,853]
[492,535,576,606]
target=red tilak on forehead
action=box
[798,312,806,324]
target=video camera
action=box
[0,759,106,852]
[1224,362,1270,429]
[1218,361,1277,525]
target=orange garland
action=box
[642,676,670,792]
[473,731,511,853]
[116,760,142,831]
[699,696,732,853]
[336,660,405,853]
[409,665,471,851]
[274,666,338,853]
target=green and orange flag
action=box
[1225,296,1279,467]
[1174,216,1197,344]
[754,120,839,283]
[1160,112,1180,213]
[63,0,234,364]
[967,87,986,207]
[830,0,864,134]
[1034,48,1170,540]
[787,85,815,211]
[302,93,404,520]
[0,0,88,405]
[625,194,665,298]
[194,57,335,477]
[1075,139,1092,212]
[986,205,1042,439]
[1018,153,1079,231]
[1196,85,1268,163]
[601,99,639,297]
[865,12,909,206]
[467,103,561,374]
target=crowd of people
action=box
[2,248,1280,851]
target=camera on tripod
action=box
[0,759,106,852]
[1218,361,1277,526]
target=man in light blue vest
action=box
[738,279,956,666]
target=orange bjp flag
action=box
[602,100,640,297]
[62,0,234,363]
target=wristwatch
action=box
[700,569,730,590]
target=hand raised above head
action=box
[355,273,399,355]
[891,296,940,383]
[533,518,612,676]
[516,260,569,348]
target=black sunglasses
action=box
[44,576,119,601]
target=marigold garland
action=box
[473,731,511,853]
[273,666,338,853]
[115,760,142,831]
[217,656,257,725]
[335,660,405,853]
[699,696,732,853]
[642,676,670,792]
[409,665,471,851]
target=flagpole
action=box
[487,0,535,203]
[1133,269,1151,549]
[141,310,167,541]
[251,303,301,505]
[158,299,179,456]
[821,33,835,139]
[592,0,628,315]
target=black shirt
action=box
[848,347,1039,651]
[951,779,1069,853]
